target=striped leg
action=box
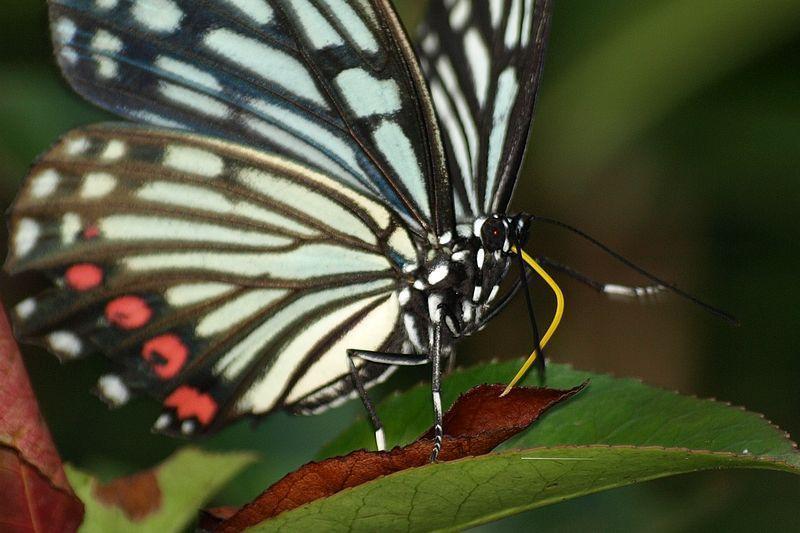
[536,256,665,298]
[430,318,444,462]
[347,349,428,452]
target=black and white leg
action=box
[347,349,428,451]
[536,255,665,298]
[429,319,444,462]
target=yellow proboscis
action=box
[500,247,565,397]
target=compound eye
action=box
[480,218,507,252]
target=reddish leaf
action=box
[217,382,586,532]
[0,305,84,532]
[199,507,239,531]
[93,470,162,521]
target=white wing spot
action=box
[131,0,183,33]
[153,414,171,430]
[97,374,130,407]
[101,140,127,160]
[81,172,117,198]
[505,0,522,48]
[451,250,469,262]
[319,0,379,54]
[59,47,79,65]
[335,68,401,118]
[465,28,490,107]
[96,57,118,78]
[489,0,503,29]
[96,0,119,9]
[449,0,471,30]
[61,213,82,245]
[54,17,77,44]
[47,331,83,359]
[91,29,122,53]
[287,0,344,50]
[14,218,40,257]
[421,32,439,54]
[65,136,90,155]
[15,298,37,320]
[30,169,61,198]
[521,0,535,47]
[164,145,224,177]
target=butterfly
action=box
[7,0,730,461]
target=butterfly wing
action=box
[49,0,453,235]
[6,125,417,434]
[418,0,552,219]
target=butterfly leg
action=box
[347,349,428,452]
[430,317,444,462]
[535,255,665,298]
[470,267,537,331]
[516,243,546,380]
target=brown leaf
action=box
[0,305,84,532]
[93,470,162,521]
[217,382,586,532]
[198,507,239,531]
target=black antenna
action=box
[530,215,740,326]
[514,236,546,381]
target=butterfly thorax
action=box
[398,214,529,357]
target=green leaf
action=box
[321,361,799,465]
[252,446,797,532]
[66,447,255,533]
[281,361,800,531]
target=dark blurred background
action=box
[1,1,798,531]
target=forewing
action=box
[6,125,417,434]
[50,0,453,235]
[418,0,552,218]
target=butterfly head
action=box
[477,213,532,255]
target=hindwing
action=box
[6,125,417,434]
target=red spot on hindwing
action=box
[142,334,188,379]
[164,386,217,425]
[105,296,152,330]
[82,224,100,240]
[65,263,104,291]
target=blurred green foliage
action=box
[0,1,798,531]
